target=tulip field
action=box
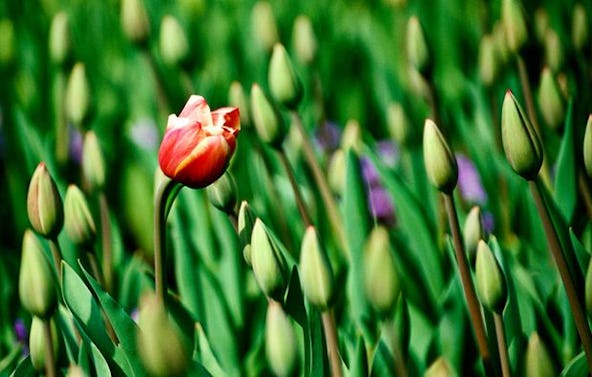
[2,0,592,376]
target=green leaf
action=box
[91,341,113,377]
[284,267,313,376]
[78,339,92,375]
[370,340,396,377]
[559,352,588,377]
[195,323,228,377]
[349,336,368,377]
[9,356,35,377]
[569,228,590,276]
[554,100,576,222]
[0,345,23,374]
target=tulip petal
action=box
[173,135,232,188]
[212,107,241,132]
[179,95,213,127]
[158,124,206,177]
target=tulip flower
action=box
[158,95,240,189]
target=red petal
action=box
[173,135,232,188]
[212,107,241,133]
[158,124,206,177]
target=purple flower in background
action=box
[13,319,29,356]
[361,156,380,188]
[375,140,399,168]
[482,210,495,234]
[456,153,487,204]
[69,125,83,164]
[130,308,140,324]
[314,121,341,153]
[130,118,159,151]
[368,186,396,227]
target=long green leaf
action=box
[554,100,576,222]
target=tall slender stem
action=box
[99,192,113,294]
[86,251,105,288]
[42,319,56,377]
[578,171,592,219]
[529,179,592,373]
[494,313,511,377]
[278,148,312,227]
[291,112,346,253]
[322,311,343,377]
[516,56,539,133]
[443,193,493,376]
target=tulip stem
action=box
[291,112,347,254]
[278,148,312,228]
[578,171,592,219]
[494,313,511,377]
[48,238,62,282]
[43,319,56,377]
[516,56,540,133]
[528,178,592,373]
[426,80,441,130]
[443,193,494,376]
[154,177,183,305]
[99,192,113,294]
[321,310,342,377]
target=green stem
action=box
[53,70,68,166]
[443,193,494,376]
[86,251,105,288]
[278,148,313,227]
[529,179,592,373]
[321,310,342,377]
[426,79,441,130]
[154,177,182,304]
[516,56,539,133]
[291,112,346,254]
[99,192,113,294]
[42,319,56,377]
[494,313,511,377]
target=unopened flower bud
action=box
[537,67,565,131]
[544,29,563,72]
[229,81,250,128]
[0,19,15,66]
[525,332,556,377]
[425,357,454,377]
[501,90,543,180]
[159,15,189,67]
[65,62,90,126]
[293,15,317,65]
[341,119,362,152]
[269,43,303,110]
[463,206,484,266]
[387,102,410,146]
[406,16,430,75]
[265,301,298,377]
[492,22,510,65]
[137,293,191,377]
[121,0,150,45]
[479,34,498,87]
[29,316,59,372]
[328,149,346,197]
[19,230,57,319]
[299,226,335,311]
[423,119,458,193]
[251,1,278,52]
[502,0,527,53]
[27,162,64,239]
[534,8,549,43]
[238,201,256,265]
[64,185,96,247]
[49,11,71,65]
[251,84,285,148]
[206,172,237,214]
[364,226,401,316]
[584,116,592,178]
[572,4,589,52]
[82,131,106,192]
[66,365,86,377]
[251,218,288,300]
[475,241,507,313]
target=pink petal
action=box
[212,107,241,133]
[179,95,213,127]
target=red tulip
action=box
[158,95,240,188]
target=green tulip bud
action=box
[292,15,317,65]
[65,62,90,126]
[19,230,57,318]
[478,34,498,87]
[64,185,96,248]
[229,81,250,128]
[387,102,410,146]
[475,240,507,313]
[159,15,189,67]
[29,316,59,372]
[265,301,298,377]
[269,43,303,110]
[492,21,510,66]
[251,218,288,300]
[121,0,150,45]
[137,293,191,377]
[299,226,335,311]
[406,16,430,75]
[424,357,455,377]
[238,201,256,265]
[584,115,592,178]
[341,119,362,153]
[328,149,346,197]
[525,332,556,377]
[544,29,563,72]
[537,67,565,131]
[501,90,543,180]
[586,256,592,315]
[572,4,589,52]
[463,206,484,266]
[502,0,527,54]
[251,1,279,52]
[0,19,15,66]
[534,8,549,44]
[49,11,71,66]
[206,172,237,214]
[251,83,285,148]
[423,119,458,193]
[364,226,401,317]
[82,131,106,192]
[66,365,86,377]
[27,162,64,239]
